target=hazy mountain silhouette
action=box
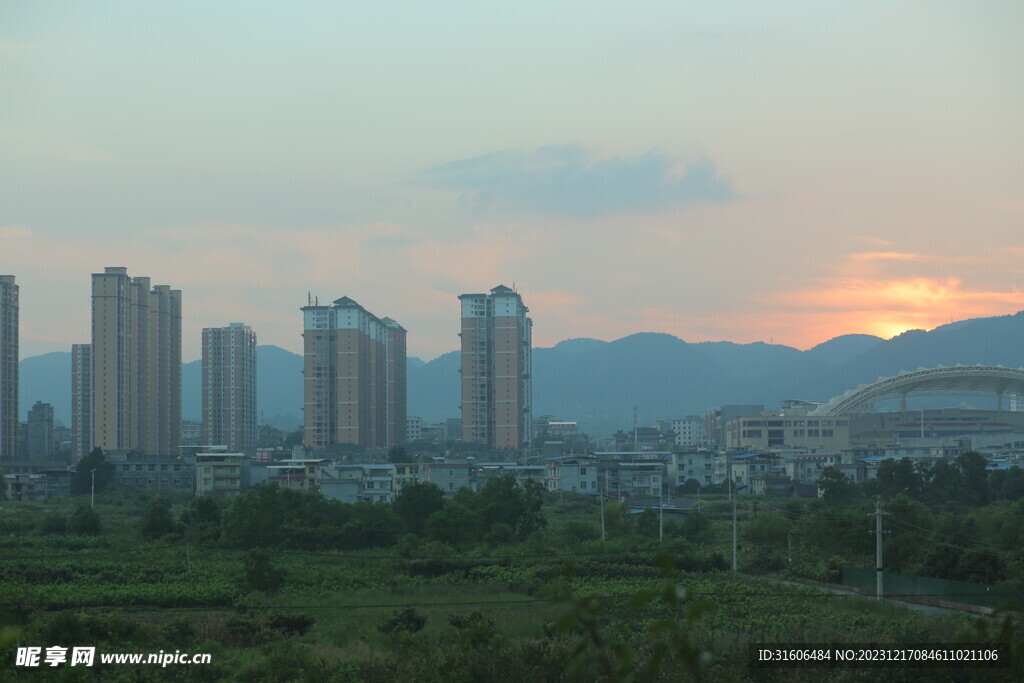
[19,352,71,426]
[182,345,304,429]
[19,311,1024,436]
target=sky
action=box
[2,1,1023,361]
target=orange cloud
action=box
[848,251,931,262]
[757,276,1024,347]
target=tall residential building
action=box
[459,285,532,452]
[26,401,54,461]
[0,275,18,463]
[672,415,707,448]
[302,297,406,449]
[91,267,181,456]
[381,318,407,449]
[71,343,92,461]
[202,323,257,453]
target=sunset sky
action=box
[3,1,1022,361]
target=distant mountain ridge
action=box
[18,310,1024,436]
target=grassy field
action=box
[1,491,1021,681]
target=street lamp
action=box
[90,468,97,509]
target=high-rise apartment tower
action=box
[91,267,181,456]
[202,323,257,452]
[26,400,54,461]
[71,343,92,461]
[459,285,532,452]
[302,297,406,449]
[0,275,17,463]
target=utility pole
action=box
[90,469,96,509]
[731,476,738,572]
[659,482,664,542]
[876,496,884,601]
[788,529,793,564]
[600,471,607,542]
[633,406,638,452]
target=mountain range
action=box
[18,310,1024,436]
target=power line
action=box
[882,513,1019,554]
[1,590,1019,614]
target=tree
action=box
[991,466,1024,501]
[378,608,426,638]
[517,479,547,538]
[955,451,990,507]
[180,495,222,543]
[876,458,923,500]
[338,503,403,550]
[388,446,408,463]
[474,475,547,540]
[425,502,483,547]
[67,504,101,534]
[743,512,790,546]
[393,482,445,536]
[40,513,67,534]
[924,459,962,505]
[222,483,295,548]
[679,478,701,494]
[141,498,176,539]
[635,508,658,537]
[70,448,114,496]
[244,548,285,594]
[817,467,854,504]
[681,511,713,543]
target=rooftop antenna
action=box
[633,405,638,452]
[308,291,312,306]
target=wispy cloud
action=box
[850,235,895,247]
[848,251,932,262]
[418,144,738,218]
[0,225,32,240]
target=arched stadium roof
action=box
[812,365,1024,416]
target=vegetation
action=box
[809,454,1024,586]
[0,470,1021,680]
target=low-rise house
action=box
[195,451,247,498]
[545,456,599,494]
[423,462,473,494]
[3,469,72,501]
[108,450,195,493]
[788,453,842,484]
[670,450,716,488]
[266,458,329,492]
[599,460,667,499]
[476,463,546,489]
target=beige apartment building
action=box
[91,267,181,456]
[71,343,91,461]
[202,323,257,453]
[301,297,406,449]
[0,275,17,463]
[725,412,850,451]
[459,285,532,452]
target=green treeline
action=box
[791,454,1024,586]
